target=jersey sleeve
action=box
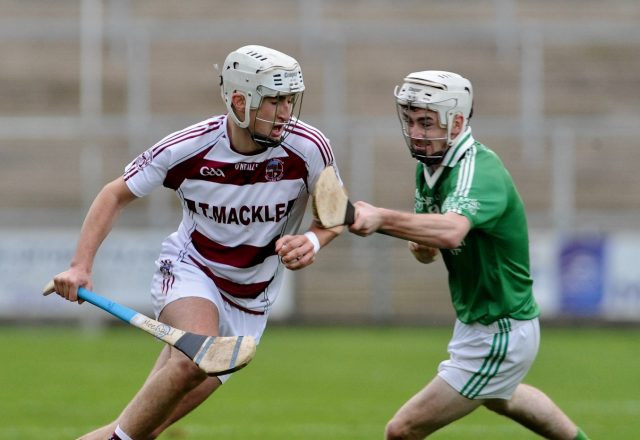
[122,120,213,197]
[303,128,340,194]
[123,143,173,198]
[441,151,508,229]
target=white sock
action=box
[114,425,134,440]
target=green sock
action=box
[574,428,590,440]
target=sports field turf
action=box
[1,325,638,439]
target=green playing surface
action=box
[1,325,637,439]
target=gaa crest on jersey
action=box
[134,150,153,171]
[265,158,284,182]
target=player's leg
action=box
[480,317,589,439]
[79,344,221,440]
[112,296,220,439]
[483,383,584,440]
[149,375,221,438]
[385,376,484,439]
[386,317,544,439]
[77,342,173,439]
[78,424,116,439]
[81,258,267,440]
[149,307,267,438]
[115,342,221,439]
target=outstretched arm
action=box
[52,176,138,302]
[348,201,470,249]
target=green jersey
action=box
[414,129,540,325]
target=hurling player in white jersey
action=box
[49,45,343,440]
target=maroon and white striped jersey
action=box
[123,114,338,314]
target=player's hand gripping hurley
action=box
[312,165,393,234]
[42,280,256,376]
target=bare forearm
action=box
[309,219,343,248]
[71,178,136,271]
[376,208,469,249]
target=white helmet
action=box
[394,71,473,165]
[219,45,305,147]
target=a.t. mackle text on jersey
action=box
[184,198,295,225]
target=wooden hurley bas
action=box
[42,280,256,376]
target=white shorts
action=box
[149,256,269,383]
[438,317,540,400]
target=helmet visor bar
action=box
[395,101,452,166]
[251,90,304,148]
[395,101,451,141]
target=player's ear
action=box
[451,114,465,137]
[231,92,246,113]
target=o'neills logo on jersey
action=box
[184,197,294,225]
[265,158,284,182]
[235,162,259,171]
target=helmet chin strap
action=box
[239,93,302,150]
[250,131,283,149]
[411,134,450,166]
[245,120,284,149]
[415,149,447,167]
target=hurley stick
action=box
[43,280,256,375]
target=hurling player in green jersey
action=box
[349,71,589,440]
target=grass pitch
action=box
[1,325,638,439]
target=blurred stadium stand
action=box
[1,0,640,324]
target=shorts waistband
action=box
[460,317,537,334]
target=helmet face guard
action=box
[395,99,456,166]
[250,87,304,149]
[394,71,473,166]
[219,45,305,148]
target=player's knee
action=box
[166,357,207,389]
[385,417,414,440]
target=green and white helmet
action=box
[219,45,305,146]
[394,71,473,165]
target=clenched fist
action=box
[408,241,439,264]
